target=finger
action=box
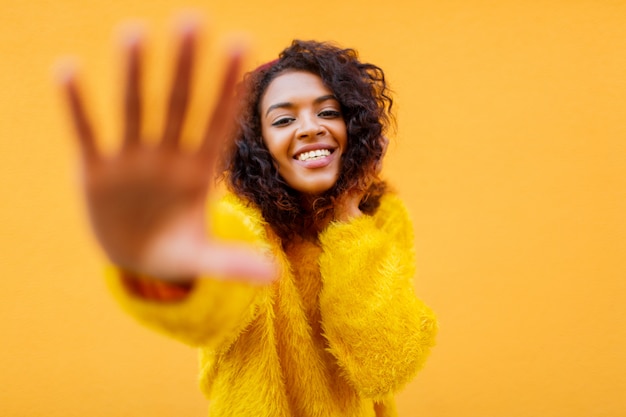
[160,22,198,148]
[199,46,245,162]
[122,30,143,147]
[56,60,100,163]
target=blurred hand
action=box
[57,21,276,284]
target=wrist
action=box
[120,269,195,302]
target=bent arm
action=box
[105,195,273,349]
[318,194,437,399]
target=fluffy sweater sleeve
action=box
[104,194,271,349]
[318,193,437,400]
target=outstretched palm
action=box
[59,23,276,283]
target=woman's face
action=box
[260,70,347,195]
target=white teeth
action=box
[297,149,331,161]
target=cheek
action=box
[264,133,291,159]
[332,123,348,148]
[260,136,276,159]
[261,139,286,170]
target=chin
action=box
[294,177,339,196]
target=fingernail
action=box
[174,10,203,36]
[116,20,146,48]
[51,56,79,85]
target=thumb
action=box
[194,242,279,285]
[139,238,279,285]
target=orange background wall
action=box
[1,1,624,416]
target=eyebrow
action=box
[264,94,339,117]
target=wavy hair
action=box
[223,40,394,240]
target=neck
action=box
[292,194,333,239]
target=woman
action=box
[59,20,437,417]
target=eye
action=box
[318,109,342,119]
[271,117,295,127]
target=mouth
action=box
[294,148,333,162]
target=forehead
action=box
[260,71,335,110]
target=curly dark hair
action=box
[223,40,394,240]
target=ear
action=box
[375,135,389,174]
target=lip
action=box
[295,151,337,169]
[293,144,338,169]
[293,143,337,160]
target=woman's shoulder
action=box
[376,191,408,216]
[371,191,414,233]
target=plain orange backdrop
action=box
[1,1,625,416]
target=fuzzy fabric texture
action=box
[106,192,437,417]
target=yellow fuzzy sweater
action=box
[107,192,437,417]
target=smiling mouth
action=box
[296,149,332,162]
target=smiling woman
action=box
[226,39,396,238]
[59,20,437,417]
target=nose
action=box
[297,114,324,139]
